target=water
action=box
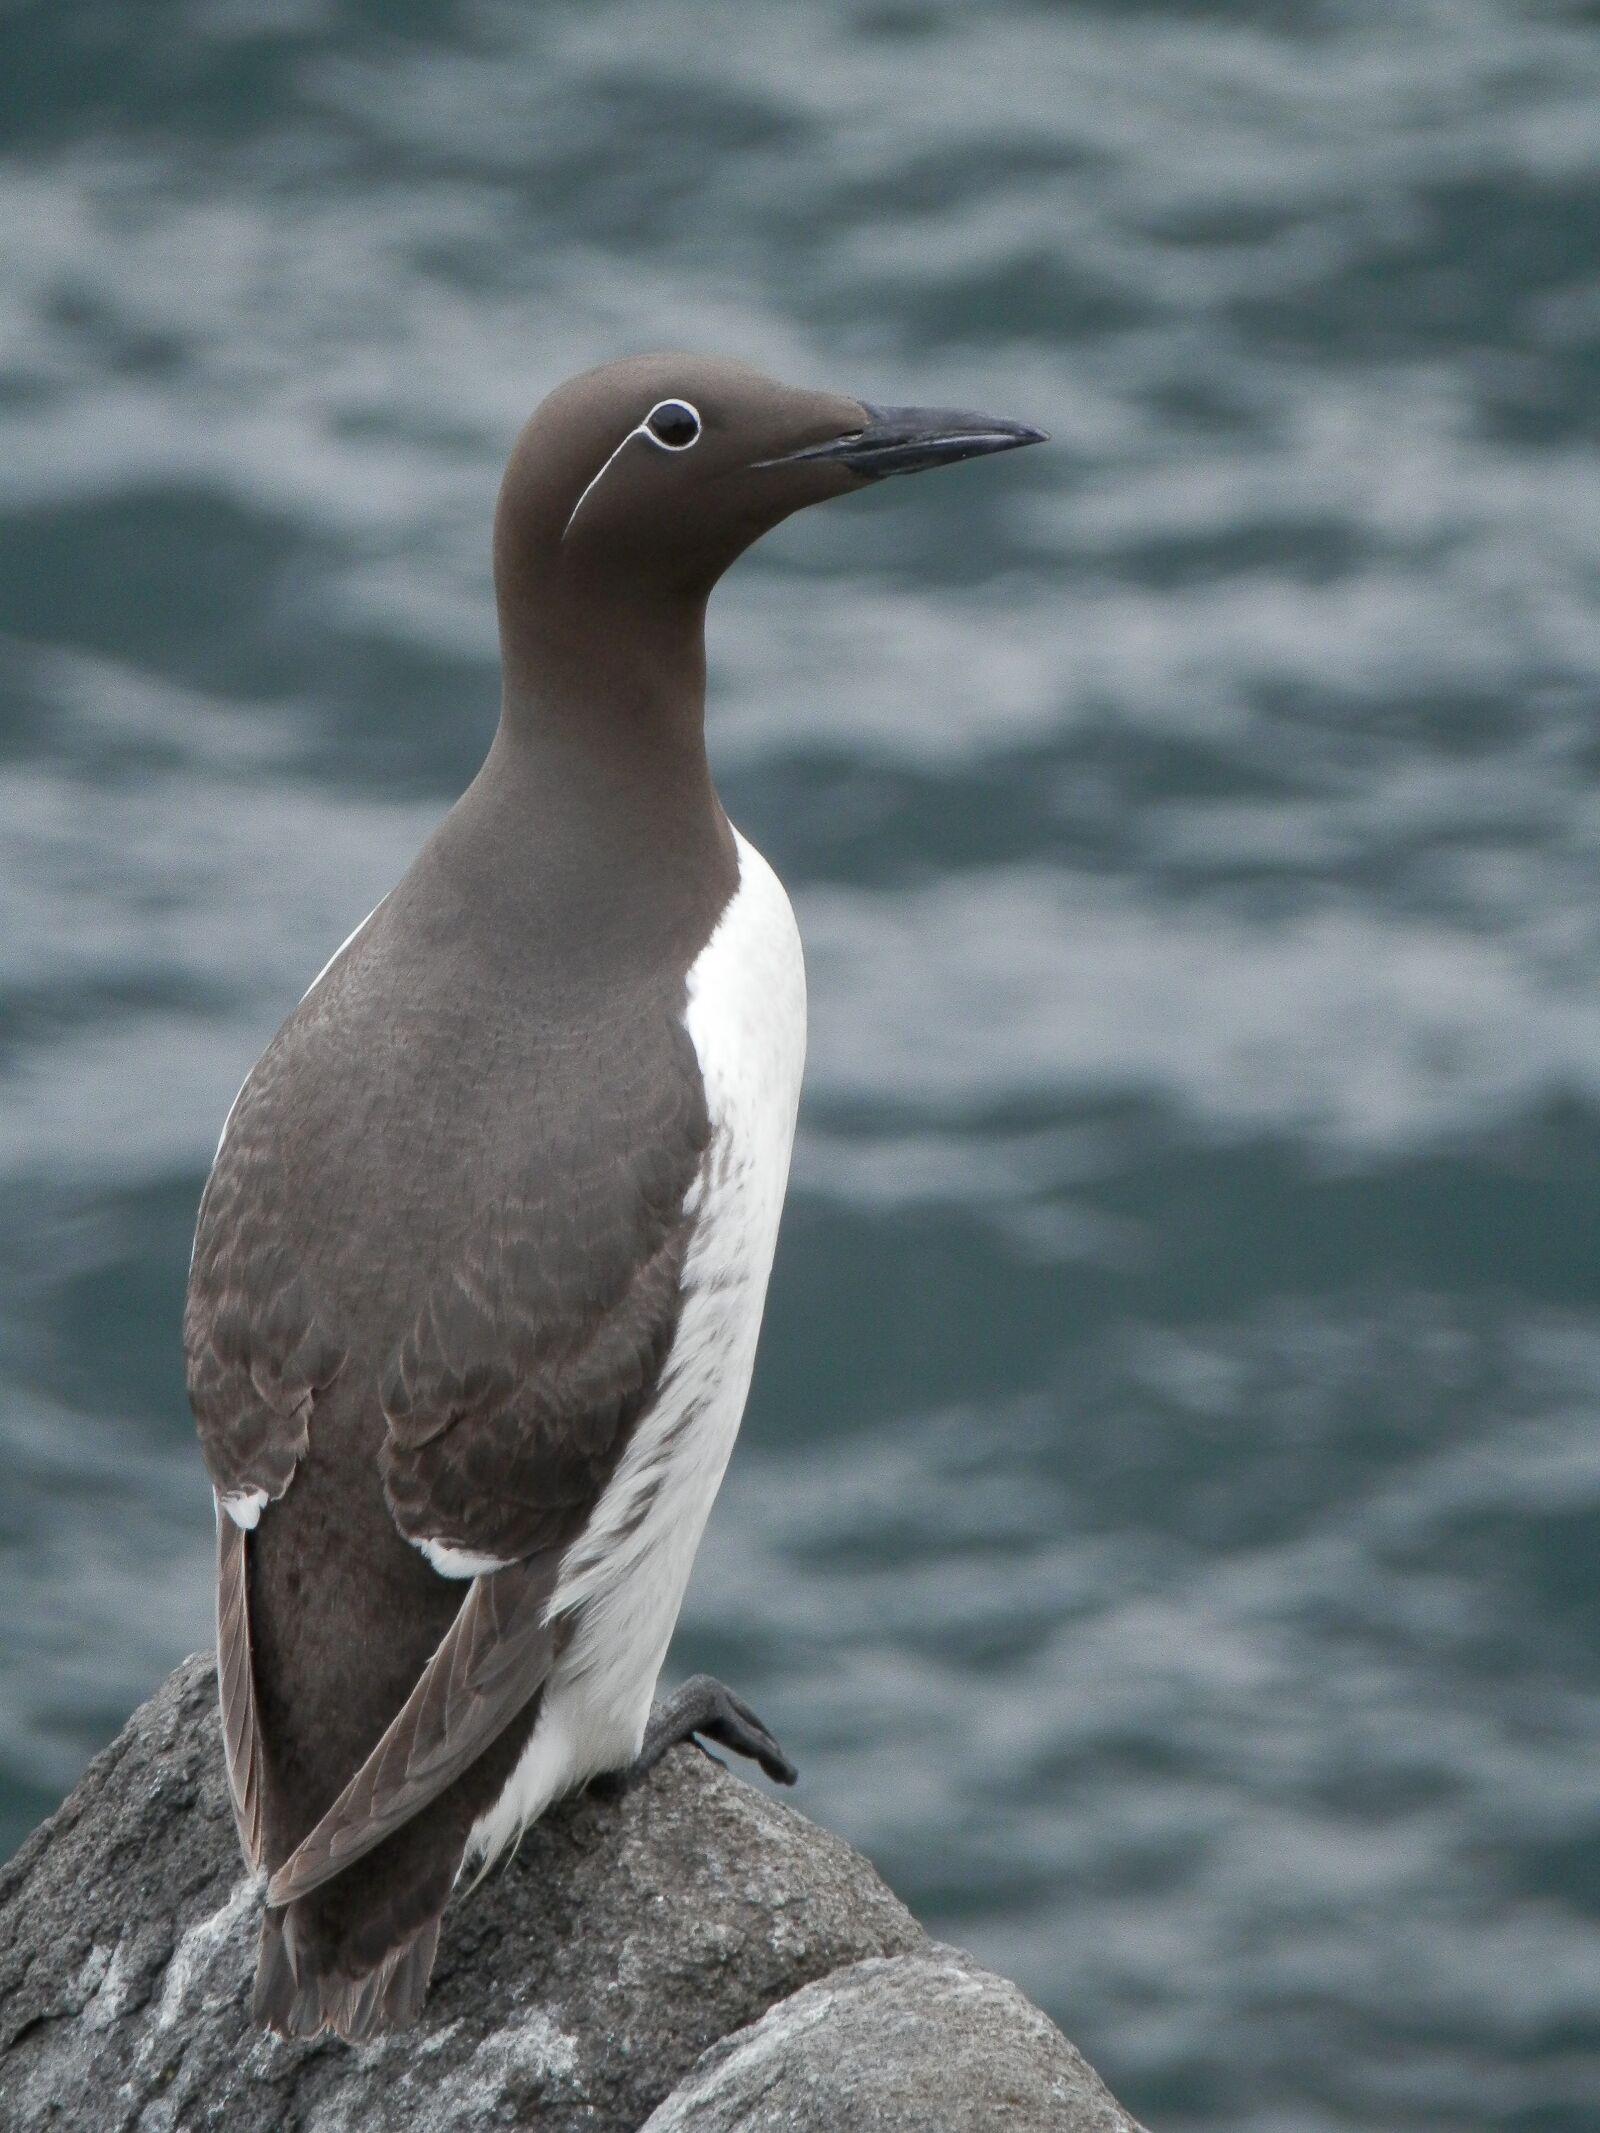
[3,1,1599,2124]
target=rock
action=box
[641,1949,1146,2132]
[0,1655,1141,2131]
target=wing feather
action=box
[216,1508,268,1875]
[186,918,715,1916]
[264,1555,562,1907]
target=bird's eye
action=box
[644,399,702,450]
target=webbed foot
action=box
[588,1674,797,1800]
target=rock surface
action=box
[0,1654,1141,2131]
[640,1949,1142,2133]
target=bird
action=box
[184,352,1045,2041]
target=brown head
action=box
[491,351,1045,729]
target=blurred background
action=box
[2,1,1598,2125]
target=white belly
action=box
[467,826,806,1864]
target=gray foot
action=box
[590,1675,798,1800]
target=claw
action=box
[603,1673,799,1795]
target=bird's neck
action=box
[498,573,710,747]
[495,580,720,833]
[439,584,737,971]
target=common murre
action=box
[184,353,1045,2039]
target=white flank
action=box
[415,1537,513,1579]
[219,1487,268,1532]
[467,826,806,1865]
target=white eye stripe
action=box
[561,396,704,542]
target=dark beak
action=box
[760,402,1048,480]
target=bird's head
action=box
[494,352,1046,614]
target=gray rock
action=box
[0,1653,918,2131]
[641,1948,1145,2133]
[0,1655,1141,2132]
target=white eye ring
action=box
[642,398,702,451]
[562,395,705,541]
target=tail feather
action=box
[253,1903,442,2042]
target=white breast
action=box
[467,826,806,1866]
